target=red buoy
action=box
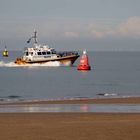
[77,50,91,71]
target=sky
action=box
[0,0,140,51]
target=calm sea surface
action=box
[0,51,140,101]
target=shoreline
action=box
[1,96,140,105]
[1,97,140,139]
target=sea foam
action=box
[0,61,61,67]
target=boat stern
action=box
[15,58,26,65]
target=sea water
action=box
[0,51,140,101]
[1,104,140,113]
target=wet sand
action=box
[0,97,140,139]
[39,96,140,104]
[0,113,140,140]
[1,96,140,105]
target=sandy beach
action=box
[0,97,140,140]
[0,113,140,140]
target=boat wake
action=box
[0,61,61,67]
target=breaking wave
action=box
[96,93,118,97]
[0,61,61,67]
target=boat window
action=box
[25,52,29,56]
[47,51,51,54]
[52,51,56,54]
[42,52,46,55]
[37,52,42,55]
[30,52,33,56]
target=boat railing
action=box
[57,51,79,57]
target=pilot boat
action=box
[15,31,79,65]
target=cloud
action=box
[118,16,140,38]
[64,31,79,38]
[90,16,140,39]
[1,16,140,41]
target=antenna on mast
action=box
[33,29,37,44]
[27,30,38,44]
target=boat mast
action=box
[27,30,38,44]
[33,30,37,44]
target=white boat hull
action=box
[15,55,79,66]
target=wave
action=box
[96,93,118,97]
[0,61,61,67]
